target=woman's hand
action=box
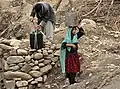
[77,44,80,49]
[66,44,76,49]
[71,44,76,49]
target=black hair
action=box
[35,4,42,12]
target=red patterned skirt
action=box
[65,53,80,73]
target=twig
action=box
[0,26,10,37]
[106,0,114,22]
[115,16,120,24]
[114,16,120,30]
[82,0,102,17]
[0,8,22,38]
[94,3,107,16]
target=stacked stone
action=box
[0,39,60,89]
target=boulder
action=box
[16,81,28,87]
[10,39,22,47]
[54,50,60,56]
[51,57,59,62]
[35,77,43,82]
[43,60,51,65]
[48,50,53,54]
[4,71,32,80]
[21,64,32,73]
[4,60,9,71]
[9,49,17,56]
[17,49,28,56]
[0,44,12,50]
[43,50,48,56]
[7,56,25,64]
[32,66,40,71]
[39,59,45,63]
[9,65,20,71]
[40,65,52,75]
[4,80,15,89]
[25,55,31,62]
[34,53,43,60]
[38,63,45,68]
[43,75,47,82]
[29,71,42,78]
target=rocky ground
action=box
[0,0,120,89]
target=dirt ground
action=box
[0,0,120,89]
[39,20,120,89]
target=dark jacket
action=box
[30,2,56,24]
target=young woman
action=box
[60,23,85,85]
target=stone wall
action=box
[0,39,60,89]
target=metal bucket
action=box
[65,12,78,27]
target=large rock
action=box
[17,49,28,56]
[21,64,32,73]
[48,50,53,54]
[28,78,34,83]
[29,63,34,67]
[39,59,45,63]
[43,75,47,82]
[9,49,17,56]
[4,60,9,71]
[18,63,25,67]
[29,71,42,78]
[37,49,42,53]
[55,44,60,50]
[1,39,11,45]
[34,60,39,65]
[51,57,59,62]
[48,53,54,58]
[4,80,15,89]
[32,66,40,71]
[31,81,38,85]
[4,71,32,80]
[50,44,56,50]
[40,65,52,75]
[25,55,31,62]
[35,77,43,82]
[43,50,48,56]
[7,56,25,64]
[54,50,60,56]
[38,63,45,68]
[0,44,12,50]
[9,65,20,71]
[81,19,97,35]
[16,81,28,87]
[10,39,22,47]
[34,53,43,60]
[43,60,51,65]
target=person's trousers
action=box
[66,72,76,84]
[40,21,54,41]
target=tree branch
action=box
[82,0,102,17]
[54,0,62,11]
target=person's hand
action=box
[78,22,86,28]
[77,44,80,49]
[35,25,41,30]
[71,44,76,49]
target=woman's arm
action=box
[62,42,76,49]
[77,27,85,39]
